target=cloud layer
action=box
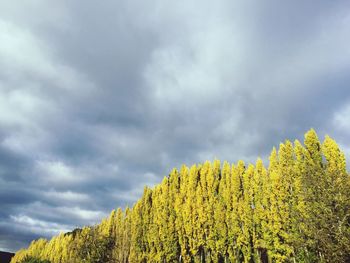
[1,0,350,252]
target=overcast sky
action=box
[1,0,350,252]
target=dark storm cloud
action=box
[1,0,350,252]
[0,146,31,181]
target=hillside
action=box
[11,130,350,263]
[0,251,15,263]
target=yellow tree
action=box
[277,141,296,260]
[320,135,350,262]
[240,164,254,263]
[167,168,181,262]
[252,158,269,263]
[302,129,324,261]
[175,165,191,262]
[185,164,201,261]
[207,160,222,262]
[215,161,231,261]
[265,147,282,262]
[196,161,210,262]
[292,139,308,260]
[122,207,131,263]
[111,208,125,262]
[160,172,181,262]
[129,200,143,262]
[227,161,245,262]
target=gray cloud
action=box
[1,0,350,252]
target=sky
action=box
[1,0,350,252]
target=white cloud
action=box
[0,20,51,76]
[56,206,106,223]
[9,215,71,236]
[0,19,95,91]
[42,190,90,203]
[35,161,83,186]
[333,104,350,132]
[143,3,247,106]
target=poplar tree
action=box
[175,165,191,262]
[252,158,268,262]
[303,129,324,261]
[320,135,350,262]
[292,139,308,260]
[167,169,181,262]
[11,129,350,263]
[227,161,245,262]
[240,164,254,263]
[215,161,231,262]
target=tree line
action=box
[11,129,350,263]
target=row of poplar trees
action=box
[11,130,350,263]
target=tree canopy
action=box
[11,130,350,263]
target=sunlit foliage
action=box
[11,130,350,263]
